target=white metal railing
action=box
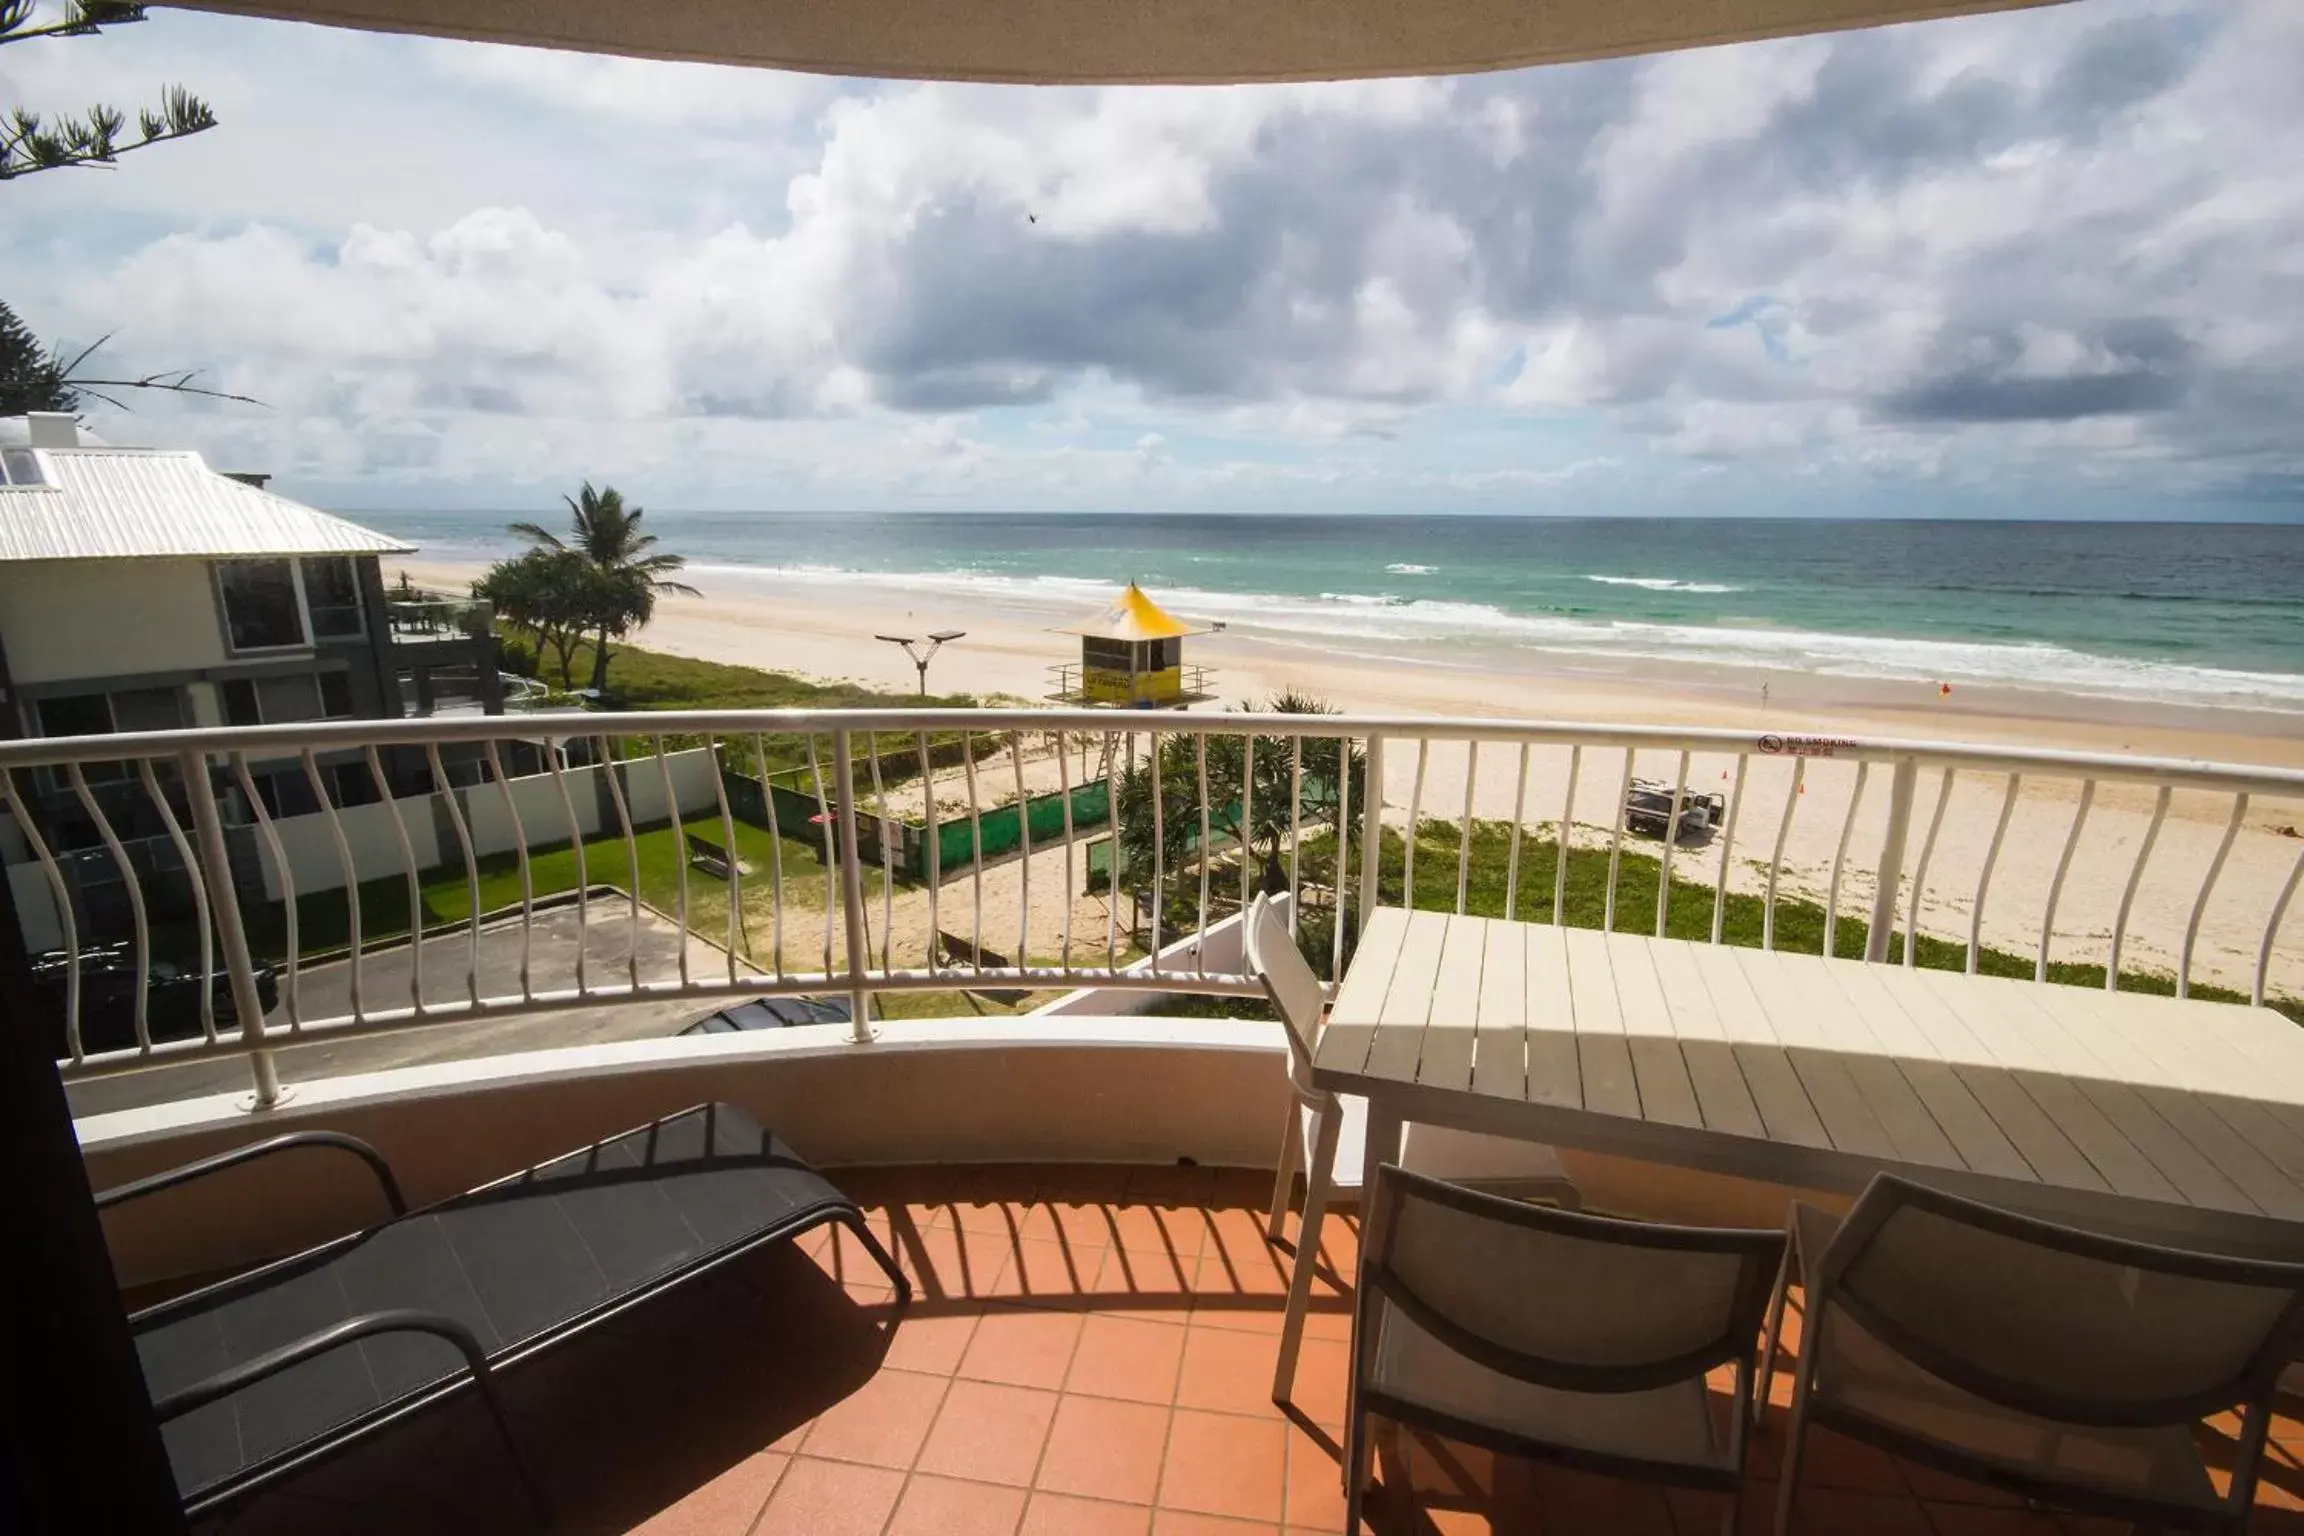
[5,708,2301,1110]
[385,595,493,641]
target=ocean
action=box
[357,511,2304,714]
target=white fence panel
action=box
[258,795,446,902]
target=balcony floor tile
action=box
[183,1162,2304,1536]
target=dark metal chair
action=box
[1770,1173,2304,1535]
[107,1102,908,1521]
[1345,1162,1784,1535]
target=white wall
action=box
[0,558,232,686]
[257,747,723,900]
[258,794,445,901]
[1031,896,1281,1017]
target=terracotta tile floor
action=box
[191,1162,2304,1535]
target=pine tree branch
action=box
[0,2,147,48]
[65,371,264,407]
[0,85,214,180]
[45,332,265,408]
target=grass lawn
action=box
[242,812,889,970]
[1158,819,2302,1025]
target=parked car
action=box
[680,995,852,1034]
[27,944,281,1059]
[1623,779,1728,844]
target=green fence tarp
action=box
[722,767,1108,884]
[919,779,1108,881]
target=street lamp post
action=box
[876,630,967,697]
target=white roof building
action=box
[0,415,411,563]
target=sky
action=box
[3,0,2302,518]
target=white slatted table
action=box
[1315,908,2304,1256]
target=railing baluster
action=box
[140,760,212,1043]
[1105,729,1122,970]
[1505,742,1530,922]
[1554,745,1580,926]
[2180,793,2248,1001]
[186,749,279,1107]
[424,744,481,1008]
[918,729,939,977]
[807,733,838,976]
[754,732,786,977]
[1711,756,1749,947]
[1764,758,1804,952]
[594,738,640,992]
[1239,735,1256,919]
[542,743,586,998]
[1149,728,1165,972]
[2039,780,2096,982]
[1403,737,1428,910]
[1056,729,1074,974]
[483,740,533,1003]
[235,752,304,1025]
[4,770,81,1063]
[1195,734,1212,976]
[1969,773,2020,975]
[1902,767,1953,969]
[1358,734,1385,937]
[1455,741,1476,917]
[869,731,895,974]
[1332,733,1354,980]
[1604,750,1634,933]
[69,765,151,1052]
[706,734,748,976]
[1015,731,1034,970]
[830,726,874,1038]
[304,748,365,1016]
[1288,737,1305,935]
[1866,758,1919,965]
[961,732,986,976]
[1656,750,1689,937]
[658,736,693,987]
[2257,841,2304,1009]
[365,745,427,1012]
[2106,785,2171,992]
[1824,761,1871,960]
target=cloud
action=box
[9,0,2304,510]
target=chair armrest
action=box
[151,1308,487,1421]
[96,1130,407,1217]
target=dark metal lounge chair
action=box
[104,1102,909,1520]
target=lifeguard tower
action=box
[1047,583,1219,708]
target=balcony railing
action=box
[7,708,2302,1112]
[384,596,493,643]
[1045,661,1219,707]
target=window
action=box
[32,688,182,784]
[35,694,113,738]
[217,559,305,651]
[304,557,365,640]
[245,768,320,819]
[221,673,351,725]
[110,688,185,734]
[220,679,261,727]
[329,760,380,807]
[0,448,44,486]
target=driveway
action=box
[67,894,752,1118]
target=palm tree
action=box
[510,483,698,695]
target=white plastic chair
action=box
[1244,892,1580,1405]
[1772,1174,2304,1535]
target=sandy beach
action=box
[394,557,2304,1002]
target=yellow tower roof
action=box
[1054,583,1214,642]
